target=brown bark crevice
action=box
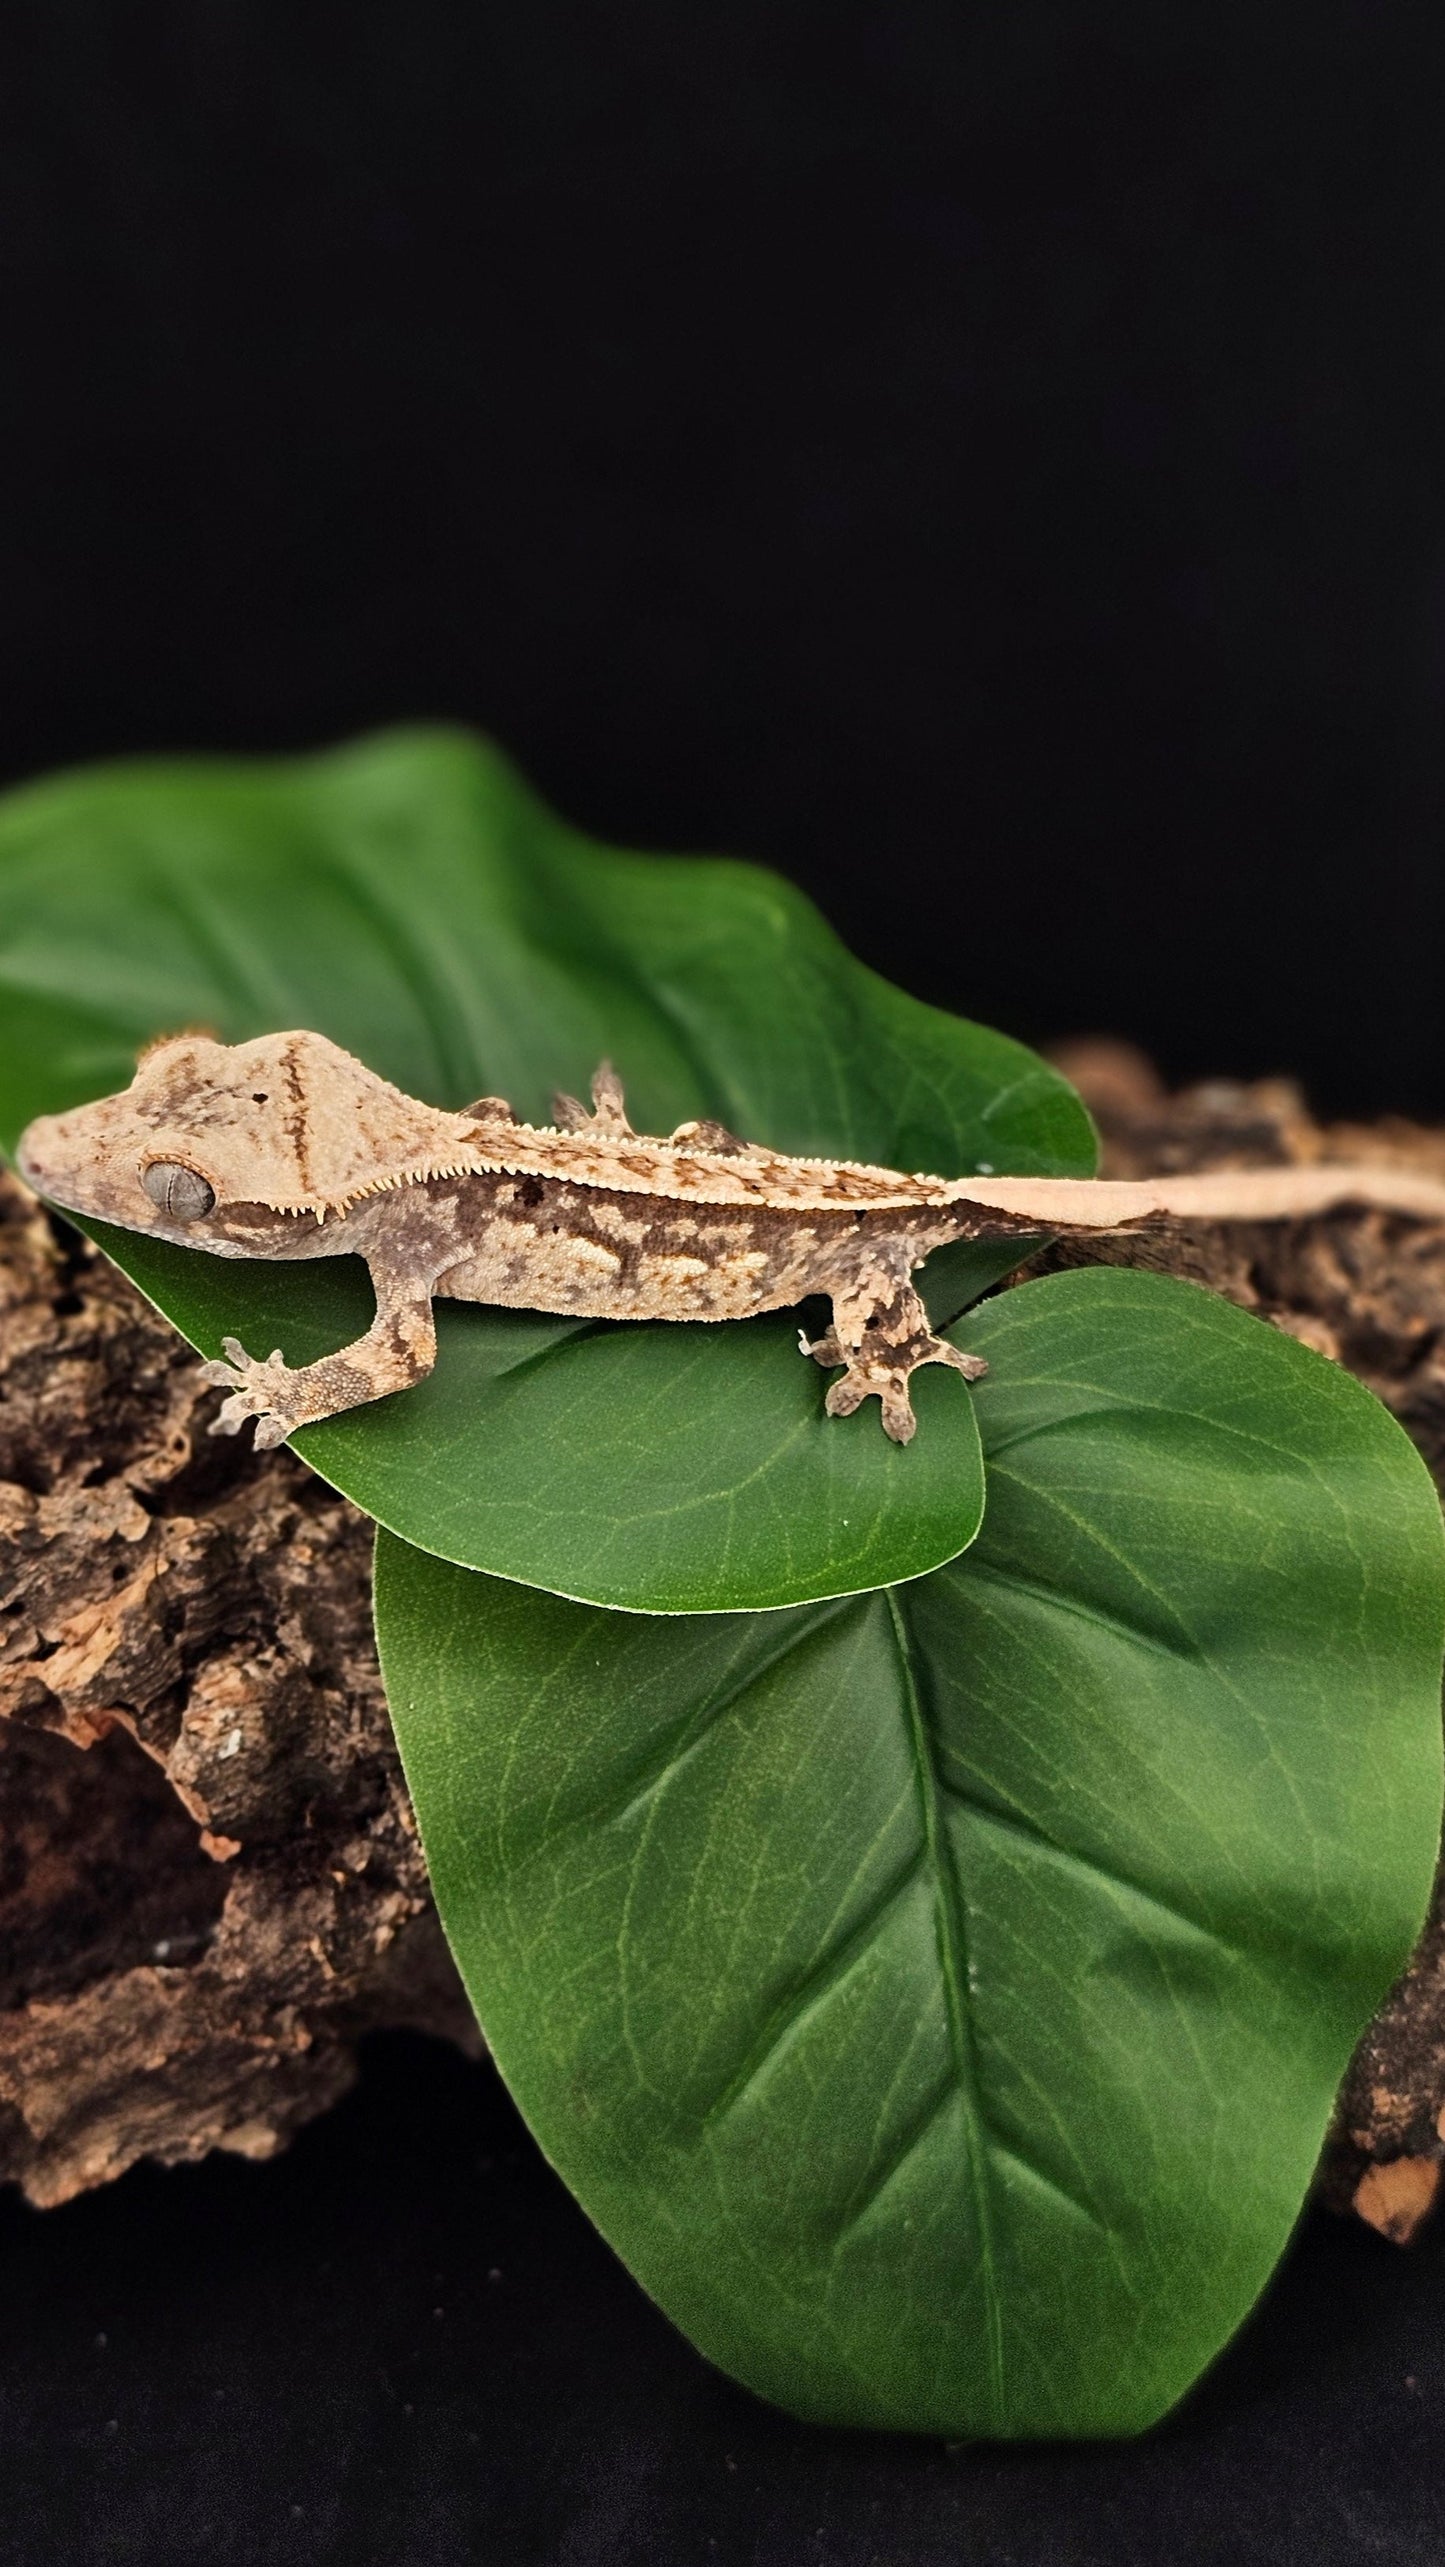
[4,1051,1445,2238]
[0,1172,476,2208]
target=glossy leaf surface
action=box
[0,727,1091,1609]
[376,1268,1445,2435]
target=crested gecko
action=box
[18,1029,1445,1448]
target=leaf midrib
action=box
[885,1586,1005,2428]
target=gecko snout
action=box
[14,1104,124,1218]
[14,1113,58,1193]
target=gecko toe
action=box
[801,1327,846,1369]
[879,1385,919,1443]
[823,1375,868,1419]
[825,1367,919,1440]
[200,1334,303,1449]
[936,1343,988,1383]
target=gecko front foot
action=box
[800,1297,987,1445]
[199,1337,303,1449]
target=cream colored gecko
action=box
[18,1029,1445,1447]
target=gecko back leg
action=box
[801,1245,986,1444]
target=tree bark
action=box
[0,1173,476,2206]
[3,1055,1444,2237]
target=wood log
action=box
[3,1053,1444,2238]
[0,1172,476,2206]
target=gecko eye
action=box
[142,1162,217,1221]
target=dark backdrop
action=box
[5,8,1445,2564]
[4,4,1445,1115]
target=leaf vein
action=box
[698,1845,928,2130]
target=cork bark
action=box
[3,1054,1445,2238]
[0,1173,476,2207]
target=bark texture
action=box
[0,1174,475,2207]
[3,1053,1445,2237]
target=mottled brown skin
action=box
[20,1030,1445,1448]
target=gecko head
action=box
[15,1029,473,1248]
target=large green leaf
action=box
[0,726,1091,1612]
[375,1266,1445,2438]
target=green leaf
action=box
[0,726,1091,1612]
[375,1266,1445,2437]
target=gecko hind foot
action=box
[799,1320,987,1445]
[198,1337,300,1448]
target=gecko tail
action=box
[943,1164,1445,1234]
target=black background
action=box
[4,6,1445,2561]
[5,2,1445,1117]
[4,2032,1445,2567]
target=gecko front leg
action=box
[200,1252,441,1448]
[801,1241,987,1445]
